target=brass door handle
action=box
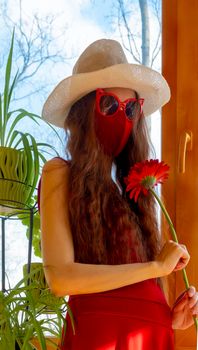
[178,131,193,173]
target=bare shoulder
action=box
[40,157,70,204]
[42,157,70,173]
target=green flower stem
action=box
[149,187,198,331]
[150,188,179,244]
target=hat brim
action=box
[42,63,171,128]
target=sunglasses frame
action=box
[95,88,144,120]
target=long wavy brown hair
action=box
[64,90,166,266]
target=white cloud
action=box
[3,0,107,58]
[9,0,106,56]
[1,0,109,111]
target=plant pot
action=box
[23,263,64,313]
[0,147,33,215]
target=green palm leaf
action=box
[37,151,48,165]
[7,70,19,110]
[21,133,40,200]
[17,109,65,147]
[0,94,2,141]
[3,29,15,125]
[5,110,28,147]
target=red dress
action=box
[37,157,174,350]
[59,280,174,350]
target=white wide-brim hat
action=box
[42,38,171,129]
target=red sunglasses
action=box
[95,88,144,120]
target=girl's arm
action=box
[40,158,189,297]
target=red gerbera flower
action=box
[124,159,170,202]
[124,159,198,331]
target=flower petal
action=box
[124,159,169,201]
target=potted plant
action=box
[14,194,63,313]
[17,194,42,259]
[0,29,63,216]
[0,271,75,350]
[22,262,64,314]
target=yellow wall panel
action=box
[162,0,198,348]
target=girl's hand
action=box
[171,286,198,329]
[155,240,190,276]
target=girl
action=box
[38,39,198,350]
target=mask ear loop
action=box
[134,90,144,118]
[138,99,145,117]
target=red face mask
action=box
[94,88,144,157]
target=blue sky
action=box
[0,0,162,159]
[0,0,161,111]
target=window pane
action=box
[0,0,162,289]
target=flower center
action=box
[141,175,156,189]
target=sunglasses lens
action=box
[99,95,119,115]
[125,101,141,120]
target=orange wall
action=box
[162,0,198,348]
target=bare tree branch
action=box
[150,27,161,67]
[139,0,150,66]
[112,0,161,68]
[0,2,73,97]
[117,0,141,63]
[151,0,161,26]
[150,0,161,67]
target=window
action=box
[0,0,162,289]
